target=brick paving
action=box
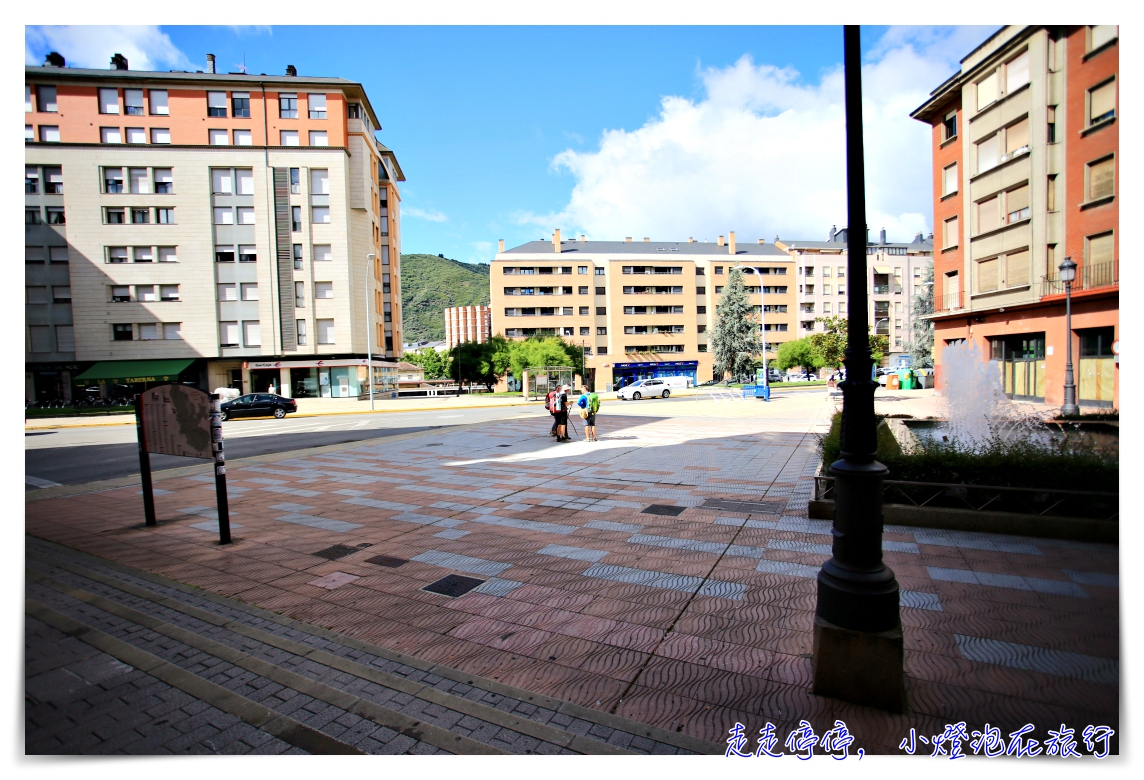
[25,396,1119,755]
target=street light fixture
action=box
[1059,256,1079,416]
[365,252,375,411]
[748,267,769,389]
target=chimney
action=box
[728,231,736,255]
[498,239,504,253]
[580,234,586,242]
[915,232,924,243]
[880,228,887,244]
[44,51,65,67]
[206,53,216,74]
[286,64,297,76]
[643,237,650,243]
[553,229,561,253]
[717,235,725,247]
[110,53,128,70]
[625,237,632,243]
[829,225,836,241]
[688,237,694,243]
[758,238,765,244]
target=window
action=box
[104,208,124,224]
[139,323,158,341]
[1089,81,1116,125]
[243,321,261,347]
[129,168,148,194]
[39,125,60,142]
[212,168,233,194]
[715,286,724,294]
[293,244,303,269]
[56,326,75,351]
[219,321,239,347]
[121,88,143,116]
[1089,25,1117,52]
[218,283,237,301]
[108,247,128,264]
[47,207,65,225]
[1086,232,1114,267]
[1047,106,1057,143]
[150,90,169,115]
[209,129,229,146]
[104,168,125,193]
[99,88,119,114]
[164,323,182,340]
[131,208,149,224]
[976,133,999,173]
[126,127,147,144]
[1005,51,1029,94]
[26,286,50,304]
[1006,250,1030,287]
[25,167,39,193]
[310,169,328,194]
[100,127,122,144]
[316,319,335,344]
[236,207,255,225]
[313,244,332,262]
[25,85,33,112]
[133,247,152,263]
[151,127,170,144]
[311,206,330,224]
[596,307,606,315]
[295,281,305,307]
[228,168,251,194]
[838,302,846,313]
[156,208,174,224]
[291,206,301,231]
[975,196,1000,235]
[29,326,53,353]
[697,305,706,314]
[976,70,998,111]
[1005,118,1029,156]
[150,168,172,194]
[296,319,307,345]
[943,216,959,249]
[1088,157,1114,201]
[111,285,131,302]
[160,285,179,301]
[308,131,328,146]
[233,129,253,146]
[577,286,588,295]
[290,168,300,193]
[315,282,334,299]
[158,246,177,263]
[238,283,258,302]
[216,245,235,263]
[279,93,298,119]
[44,169,62,192]
[280,130,299,146]
[597,327,607,335]
[578,266,588,274]
[25,125,33,141]
[50,246,68,263]
[714,266,724,274]
[348,103,360,119]
[942,110,957,141]
[976,257,999,293]
[231,91,251,117]
[578,306,589,315]
[594,267,605,276]
[113,324,134,341]
[942,162,958,196]
[137,285,158,302]
[304,94,327,120]
[238,244,256,263]
[1006,185,1029,223]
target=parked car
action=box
[220,393,297,420]
[617,377,684,400]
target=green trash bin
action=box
[899,370,915,390]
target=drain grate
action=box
[365,555,407,568]
[422,574,485,598]
[642,504,685,517]
[702,498,785,515]
[313,544,360,561]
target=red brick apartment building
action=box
[911,25,1117,407]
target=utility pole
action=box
[366,252,375,410]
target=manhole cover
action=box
[366,555,407,568]
[702,498,784,514]
[423,574,485,598]
[642,504,685,517]
[313,545,359,561]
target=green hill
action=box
[399,253,491,343]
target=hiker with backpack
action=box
[576,387,601,442]
[545,386,559,436]
[552,384,571,442]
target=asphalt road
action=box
[25,406,534,488]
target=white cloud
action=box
[530,26,996,244]
[404,207,449,223]
[26,26,194,71]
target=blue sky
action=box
[26,24,997,264]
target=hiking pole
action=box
[567,416,579,438]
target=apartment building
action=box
[912,25,1118,407]
[25,52,405,403]
[490,231,795,390]
[776,227,934,366]
[444,305,491,349]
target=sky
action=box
[26,24,998,265]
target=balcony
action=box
[1041,262,1118,297]
[934,291,963,313]
[872,285,890,295]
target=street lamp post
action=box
[366,253,375,411]
[1059,257,1079,416]
[750,267,769,389]
[811,25,904,713]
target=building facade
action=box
[776,227,934,366]
[25,53,405,403]
[444,305,491,349]
[491,231,795,390]
[912,25,1118,407]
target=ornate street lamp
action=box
[1059,256,1079,416]
[812,25,904,713]
[366,253,375,410]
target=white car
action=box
[617,378,681,400]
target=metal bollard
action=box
[209,393,232,544]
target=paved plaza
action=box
[25,392,1119,755]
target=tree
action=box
[811,315,890,368]
[905,264,934,367]
[776,338,824,376]
[402,347,450,379]
[450,338,507,392]
[506,336,583,382]
[710,267,763,381]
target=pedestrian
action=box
[579,387,601,442]
[545,386,558,436]
[576,388,590,442]
[553,384,571,442]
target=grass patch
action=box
[817,411,1118,492]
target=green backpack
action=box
[588,392,601,414]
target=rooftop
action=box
[500,240,789,257]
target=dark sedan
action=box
[220,393,297,420]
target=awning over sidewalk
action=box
[75,359,195,384]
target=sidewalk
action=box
[25,403,1118,754]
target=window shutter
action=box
[151,128,171,144]
[149,90,169,115]
[1005,250,1029,287]
[976,71,998,110]
[99,88,119,114]
[243,321,261,347]
[977,133,999,172]
[164,323,182,340]
[313,244,332,261]
[1089,158,1114,200]
[309,131,328,146]
[1007,185,1029,215]
[236,169,254,194]
[159,247,177,263]
[976,196,1000,234]
[212,169,232,193]
[977,258,998,292]
[1088,233,1114,266]
[309,93,327,110]
[125,89,144,109]
[310,169,328,194]
[56,326,75,351]
[234,130,253,146]
[1005,118,1029,154]
[1090,25,1117,50]
[943,216,958,248]
[1090,82,1115,122]
[943,162,958,195]
[207,91,227,109]
[1006,51,1029,93]
[29,326,53,353]
[220,321,239,345]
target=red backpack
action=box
[544,389,556,412]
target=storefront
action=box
[26,362,87,404]
[611,360,699,390]
[72,359,201,402]
[244,359,401,399]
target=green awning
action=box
[75,359,196,384]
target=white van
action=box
[617,376,688,400]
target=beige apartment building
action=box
[444,305,491,349]
[490,231,795,390]
[776,227,934,366]
[25,52,404,403]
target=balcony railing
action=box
[872,284,890,295]
[1042,262,1118,296]
[935,291,964,312]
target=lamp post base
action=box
[812,614,906,713]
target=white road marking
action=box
[26,475,62,488]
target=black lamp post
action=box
[811,25,904,713]
[1059,256,1079,416]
